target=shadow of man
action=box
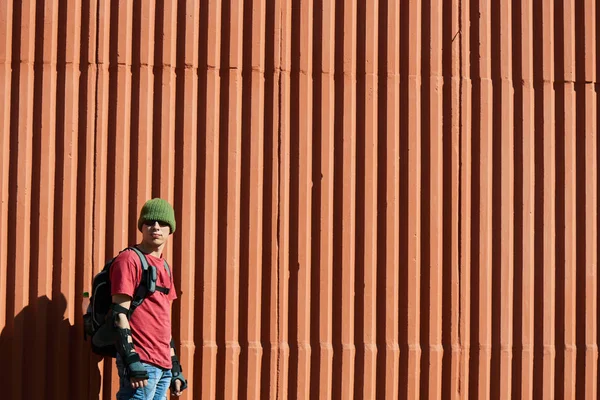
[0,293,102,400]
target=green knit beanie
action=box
[137,198,176,233]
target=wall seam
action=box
[276,1,284,396]
[457,0,463,393]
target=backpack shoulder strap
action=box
[153,260,172,295]
[129,246,149,271]
[163,260,171,278]
[128,247,150,312]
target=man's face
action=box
[141,220,171,247]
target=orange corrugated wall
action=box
[0,0,598,399]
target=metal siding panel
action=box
[224,0,243,393]
[1,2,600,399]
[266,0,282,397]
[338,0,357,398]
[0,0,11,342]
[277,0,292,396]
[518,0,535,398]
[199,1,222,398]
[560,1,577,398]
[244,0,266,395]
[133,0,155,210]
[294,0,313,398]
[446,0,462,397]
[157,0,177,204]
[174,2,200,399]
[426,0,444,397]
[360,0,377,398]
[476,0,494,396]
[406,0,422,398]
[316,0,335,398]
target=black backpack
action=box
[83,246,171,357]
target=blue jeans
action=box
[116,355,173,400]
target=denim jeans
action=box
[116,355,173,400]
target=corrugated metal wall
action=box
[0,0,599,399]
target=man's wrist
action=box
[170,354,188,391]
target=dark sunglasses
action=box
[143,220,170,228]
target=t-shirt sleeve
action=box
[110,252,140,298]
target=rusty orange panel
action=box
[383,0,402,396]
[0,0,11,352]
[2,1,600,399]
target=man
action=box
[110,198,187,399]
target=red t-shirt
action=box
[110,248,177,369]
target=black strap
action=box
[156,286,170,294]
[111,303,130,315]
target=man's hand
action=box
[130,376,149,389]
[171,379,182,396]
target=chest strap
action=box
[156,286,170,294]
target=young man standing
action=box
[110,198,187,399]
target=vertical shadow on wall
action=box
[31,0,45,282]
[25,4,47,398]
[489,1,502,398]
[77,0,98,396]
[104,0,120,265]
[171,0,188,380]
[261,0,276,396]
[29,1,46,396]
[419,0,432,398]
[553,1,566,396]
[396,0,409,397]
[215,0,232,394]
[511,0,524,398]
[376,10,389,395]
[331,0,345,396]
[467,0,482,395]
[375,0,389,397]
[51,1,71,398]
[5,3,21,398]
[353,0,367,398]
[8,0,21,140]
[574,84,586,400]
[194,0,210,394]
[309,0,323,396]
[128,0,143,241]
[531,0,544,398]
[238,0,254,396]
[441,0,454,396]
[151,0,165,195]
[288,0,302,397]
